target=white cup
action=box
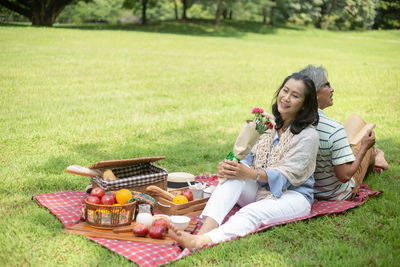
[189,182,205,199]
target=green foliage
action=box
[334,0,378,29]
[3,0,396,30]
[374,0,400,29]
[0,6,28,22]
[57,0,128,24]
[0,23,399,266]
[187,3,215,19]
[295,0,323,26]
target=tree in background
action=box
[172,0,178,20]
[269,0,303,25]
[58,0,127,24]
[374,0,400,28]
[334,0,378,29]
[2,0,399,30]
[181,0,189,20]
[123,0,159,24]
[0,0,76,26]
[0,5,28,22]
[307,0,346,29]
[215,0,223,24]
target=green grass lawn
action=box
[1,21,399,266]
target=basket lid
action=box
[89,157,166,169]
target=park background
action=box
[1,0,399,266]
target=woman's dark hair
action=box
[271,72,319,135]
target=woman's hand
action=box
[217,159,255,179]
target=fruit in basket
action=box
[86,196,101,204]
[116,189,132,204]
[101,194,115,205]
[152,218,168,231]
[149,225,166,239]
[133,223,149,237]
[180,189,193,201]
[111,193,117,203]
[91,187,106,198]
[172,195,188,204]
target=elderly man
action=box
[299,65,388,200]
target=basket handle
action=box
[157,202,171,208]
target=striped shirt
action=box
[314,109,356,200]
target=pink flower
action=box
[252,107,264,114]
[265,121,273,129]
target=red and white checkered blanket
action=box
[33,174,382,267]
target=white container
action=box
[170,215,190,231]
[135,204,153,227]
[189,182,205,199]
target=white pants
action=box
[200,179,311,243]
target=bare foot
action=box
[168,222,212,249]
[375,148,389,170]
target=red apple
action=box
[101,194,115,205]
[91,187,105,198]
[148,225,166,239]
[152,218,168,231]
[86,196,100,204]
[180,189,193,201]
[133,223,149,237]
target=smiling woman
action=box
[167,72,320,249]
[276,79,305,122]
[272,73,319,135]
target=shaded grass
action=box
[0,22,399,266]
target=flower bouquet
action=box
[219,107,274,184]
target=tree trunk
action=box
[173,0,178,20]
[32,1,52,26]
[269,8,274,26]
[215,0,223,25]
[182,0,187,20]
[324,0,337,30]
[263,7,267,24]
[222,8,227,19]
[229,10,232,20]
[0,0,73,26]
[315,1,328,28]
[269,0,275,26]
[142,0,147,25]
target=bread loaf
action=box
[103,169,118,181]
[146,185,174,201]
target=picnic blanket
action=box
[33,174,382,267]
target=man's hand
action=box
[334,129,375,183]
[361,129,375,150]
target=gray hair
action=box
[299,65,328,92]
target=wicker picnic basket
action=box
[150,187,210,217]
[83,200,137,228]
[91,157,168,192]
[66,157,168,193]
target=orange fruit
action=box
[172,195,188,204]
[116,189,132,204]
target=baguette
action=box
[146,185,174,201]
